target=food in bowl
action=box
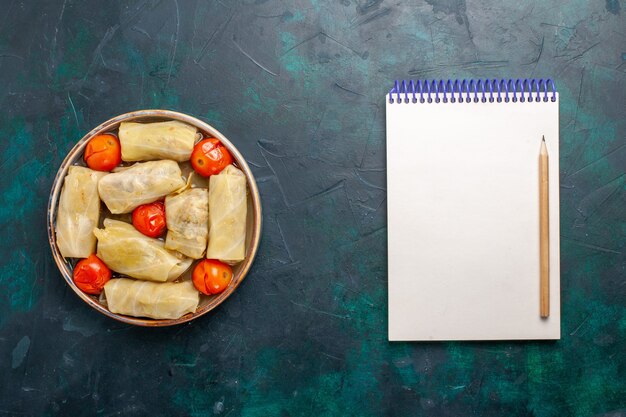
[51,114,257,324]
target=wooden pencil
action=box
[540,136,550,318]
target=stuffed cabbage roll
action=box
[104,278,199,319]
[119,120,198,162]
[56,166,107,258]
[206,165,247,263]
[94,219,192,282]
[98,160,186,214]
[164,188,209,259]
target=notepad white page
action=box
[386,93,560,341]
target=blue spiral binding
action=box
[388,78,557,104]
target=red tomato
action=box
[132,201,166,237]
[73,254,112,295]
[192,259,233,295]
[84,134,122,171]
[190,138,233,177]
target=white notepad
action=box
[386,79,560,341]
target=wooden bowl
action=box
[47,110,262,327]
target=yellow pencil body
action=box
[540,138,550,318]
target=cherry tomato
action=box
[190,138,233,177]
[73,254,112,295]
[132,201,166,237]
[192,259,233,295]
[84,134,122,171]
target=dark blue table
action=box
[1,1,625,415]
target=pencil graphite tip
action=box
[542,135,545,142]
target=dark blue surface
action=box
[0,1,625,416]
